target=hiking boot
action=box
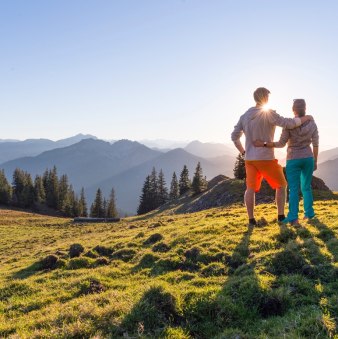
[248,218,257,226]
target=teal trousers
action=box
[286,157,315,221]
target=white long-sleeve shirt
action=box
[231,107,301,160]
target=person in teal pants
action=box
[254,99,319,224]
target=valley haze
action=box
[0,134,337,214]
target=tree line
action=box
[0,167,118,218]
[137,162,207,215]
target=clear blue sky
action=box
[1,0,337,149]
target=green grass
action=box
[1,198,338,338]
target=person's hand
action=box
[253,140,264,147]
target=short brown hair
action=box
[293,99,306,117]
[253,87,270,105]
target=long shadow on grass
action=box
[268,219,338,337]
[309,219,338,262]
[11,262,44,279]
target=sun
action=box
[262,103,270,111]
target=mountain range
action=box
[0,135,336,213]
[0,134,97,163]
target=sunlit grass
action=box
[0,197,337,338]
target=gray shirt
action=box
[274,119,319,160]
[231,107,301,160]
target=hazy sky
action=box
[1,0,338,149]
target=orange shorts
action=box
[245,160,287,192]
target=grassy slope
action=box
[1,198,338,339]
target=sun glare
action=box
[262,103,270,111]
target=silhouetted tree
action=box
[233,153,246,180]
[90,188,105,217]
[137,175,152,215]
[157,169,168,205]
[192,162,207,195]
[169,172,179,200]
[179,165,191,195]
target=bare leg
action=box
[275,186,286,215]
[245,188,255,219]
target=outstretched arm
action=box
[268,110,313,129]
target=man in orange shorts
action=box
[231,87,313,225]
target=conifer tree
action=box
[169,172,179,200]
[78,187,88,217]
[137,175,151,215]
[192,162,207,195]
[12,168,34,207]
[149,167,159,210]
[44,166,59,208]
[34,175,45,204]
[0,170,11,205]
[103,198,107,217]
[106,188,118,218]
[179,165,191,195]
[233,153,246,180]
[90,188,105,217]
[157,169,168,205]
[58,174,69,210]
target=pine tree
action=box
[103,198,107,217]
[58,174,69,210]
[90,188,105,217]
[179,165,191,195]
[157,169,168,206]
[149,167,159,210]
[44,166,59,208]
[192,162,207,195]
[12,169,34,207]
[137,175,152,215]
[106,188,118,218]
[34,175,45,204]
[0,170,11,205]
[233,153,246,180]
[169,172,179,200]
[78,188,88,217]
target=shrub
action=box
[69,243,85,258]
[143,233,163,245]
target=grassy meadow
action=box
[1,197,338,338]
